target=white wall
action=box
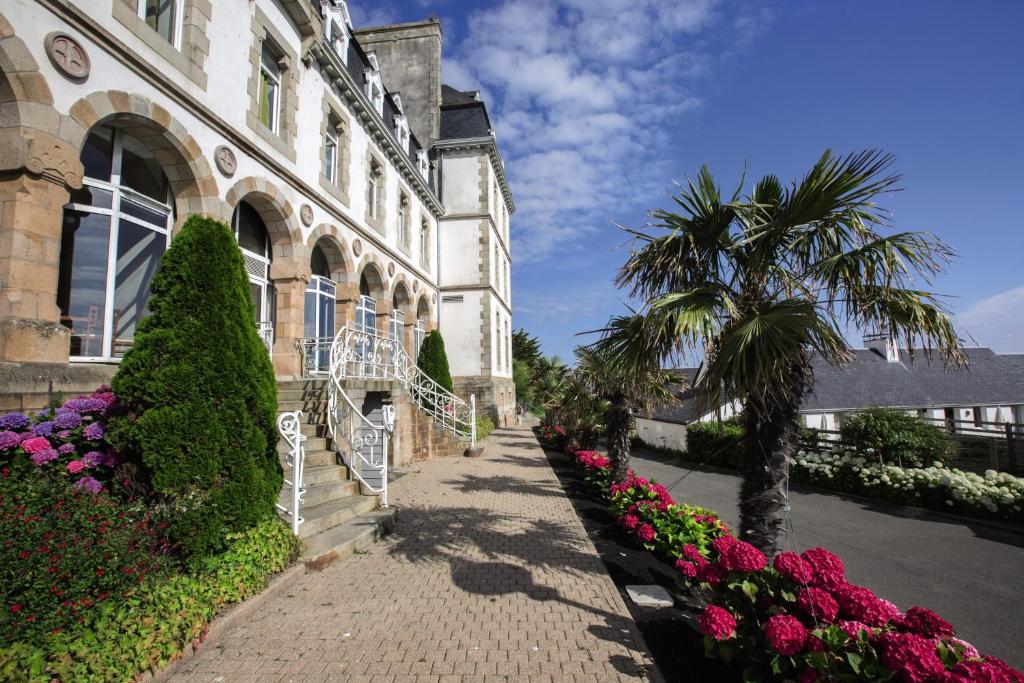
[635,418,687,452]
[439,290,481,377]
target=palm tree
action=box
[593,150,963,556]
[568,342,674,483]
[533,355,569,409]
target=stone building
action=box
[0,0,516,443]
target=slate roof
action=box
[439,84,493,139]
[640,348,1024,424]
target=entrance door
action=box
[304,275,336,373]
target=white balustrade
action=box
[275,410,306,534]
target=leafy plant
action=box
[475,416,495,441]
[109,215,281,557]
[685,420,745,469]
[416,330,454,393]
[0,474,174,645]
[839,407,956,467]
[0,517,299,682]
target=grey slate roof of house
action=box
[439,84,493,139]
[641,348,1024,424]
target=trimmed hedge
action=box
[0,517,299,682]
[685,420,745,468]
[109,215,281,557]
[476,416,496,441]
[839,407,956,467]
[417,330,454,393]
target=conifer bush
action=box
[109,215,281,557]
[417,330,454,392]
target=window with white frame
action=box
[365,53,384,114]
[416,149,429,179]
[138,0,182,46]
[397,194,409,246]
[323,117,339,184]
[420,218,430,267]
[322,0,350,64]
[395,115,409,151]
[258,42,282,133]
[367,160,381,219]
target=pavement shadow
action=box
[439,473,567,498]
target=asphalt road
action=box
[628,447,1024,667]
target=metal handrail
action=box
[326,368,389,506]
[275,410,306,534]
[331,324,475,439]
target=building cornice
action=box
[433,136,516,214]
[35,0,441,280]
[306,41,444,216]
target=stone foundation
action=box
[452,376,516,428]
[0,361,117,411]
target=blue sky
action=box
[352,0,1024,362]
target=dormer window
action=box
[320,0,352,63]
[365,52,384,114]
[416,149,429,179]
[394,114,409,151]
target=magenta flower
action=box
[21,436,52,454]
[73,476,103,494]
[802,547,846,590]
[764,614,808,655]
[773,551,815,585]
[0,431,19,450]
[796,587,839,624]
[876,632,945,683]
[636,523,656,542]
[66,460,87,474]
[698,605,736,640]
[30,449,58,466]
[83,422,105,441]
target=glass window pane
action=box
[120,196,169,227]
[68,185,113,210]
[112,221,165,357]
[250,281,263,321]
[310,244,330,278]
[119,132,169,203]
[142,0,176,42]
[304,290,317,338]
[80,126,114,182]
[58,210,110,358]
[235,202,269,256]
[319,293,334,337]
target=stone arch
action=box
[356,257,387,299]
[306,224,354,285]
[66,90,220,225]
[224,176,303,253]
[390,277,414,315]
[415,293,433,323]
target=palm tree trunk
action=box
[606,397,633,483]
[738,391,802,557]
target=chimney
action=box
[353,19,443,149]
[864,331,900,363]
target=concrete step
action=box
[277,399,329,413]
[280,479,359,509]
[277,379,328,392]
[297,494,379,539]
[303,449,339,468]
[278,436,330,454]
[302,463,349,485]
[299,422,328,438]
[301,508,395,571]
[277,388,327,402]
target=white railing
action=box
[257,320,274,351]
[297,337,332,376]
[276,410,306,534]
[329,324,476,439]
[327,365,390,506]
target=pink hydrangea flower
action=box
[697,561,727,587]
[836,619,871,640]
[797,668,820,683]
[682,544,702,562]
[698,605,736,641]
[66,460,86,474]
[774,551,815,585]
[834,584,900,627]
[876,632,945,683]
[802,547,846,590]
[674,559,698,578]
[764,614,808,655]
[895,606,954,639]
[720,540,767,573]
[620,514,639,530]
[636,523,655,542]
[796,587,839,624]
[950,638,980,660]
[21,436,52,454]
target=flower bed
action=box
[792,448,1024,520]
[550,434,1023,682]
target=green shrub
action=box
[685,420,745,468]
[839,407,956,467]
[0,517,299,682]
[109,215,281,557]
[416,330,453,393]
[475,416,495,441]
[0,474,174,645]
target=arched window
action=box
[303,244,335,372]
[58,124,172,360]
[231,201,274,347]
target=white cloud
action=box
[444,0,762,265]
[957,286,1024,352]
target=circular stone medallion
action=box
[387,262,396,277]
[45,32,90,80]
[352,239,362,257]
[214,145,237,177]
[300,203,314,227]
[413,280,420,293]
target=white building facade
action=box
[0,0,515,427]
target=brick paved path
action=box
[168,425,658,682]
